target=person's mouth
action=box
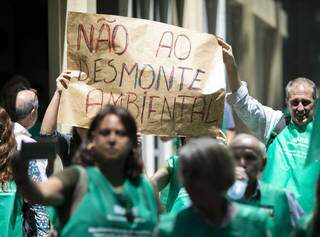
[296,113,307,123]
[107,147,119,154]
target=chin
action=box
[294,119,308,126]
[105,154,120,159]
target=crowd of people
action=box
[0,38,319,237]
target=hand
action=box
[215,129,227,145]
[217,37,241,92]
[234,166,248,181]
[136,132,142,146]
[217,37,236,68]
[56,71,71,92]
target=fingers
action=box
[56,71,71,90]
[235,167,248,180]
[216,129,227,145]
[217,37,231,50]
[59,78,69,89]
[136,132,142,146]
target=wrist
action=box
[55,90,62,96]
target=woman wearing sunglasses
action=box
[12,105,158,237]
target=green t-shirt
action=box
[263,121,320,213]
[292,213,313,237]
[0,181,23,237]
[54,167,158,237]
[235,182,292,236]
[160,156,190,213]
[157,203,273,237]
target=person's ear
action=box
[30,107,37,120]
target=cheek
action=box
[93,136,107,146]
[246,163,260,175]
[120,139,133,153]
[307,105,315,112]
[121,138,130,147]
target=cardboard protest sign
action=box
[57,11,226,136]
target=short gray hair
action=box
[285,77,318,100]
[15,95,38,121]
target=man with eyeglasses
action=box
[0,77,49,237]
[227,133,303,237]
[218,38,320,214]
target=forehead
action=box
[287,82,314,99]
[99,114,124,128]
[230,137,261,155]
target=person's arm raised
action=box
[12,152,73,206]
[217,38,241,92]
[40,72,71,135]
[150,163,170,194]
[217,38,284,142]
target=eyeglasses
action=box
[98,129,128,137]
[116,193,134,222]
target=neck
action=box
[17,119,30,130]
[98,162,126,189]
[196,197,229,227]
[244,178,258,199]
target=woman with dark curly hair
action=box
[0,106,23,237]
[12,105,158,237]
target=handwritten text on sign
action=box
[58,12,225,136]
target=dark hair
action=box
[180,137,235,193]
[0,75,31,122]
[285,77,318,100]
[0,107,17,189]
[74,105,143,182]
[312,177,320,235]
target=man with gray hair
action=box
[1,77,49,237]
[218,38,319,214]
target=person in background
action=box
[151,137,190,214]
[152,129,227,214]
[223,103,236,142]
[155,137,273,237]
[227,133,303,236]
[0,75,49,237]
[40,71,86,167]
[0,106,23,237]
[219,37,319,213]
[12,105,158,237]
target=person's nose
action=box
[239,157,246,167]
[296,102,305,112]
[107,132,116,146]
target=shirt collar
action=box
[14,122,32,138]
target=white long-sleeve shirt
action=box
[226,81,283,143]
